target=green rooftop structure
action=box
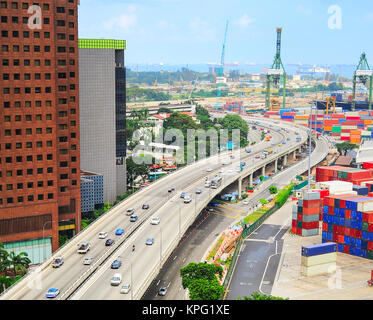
[78,39,126,50]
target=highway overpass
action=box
[0,117,314,300]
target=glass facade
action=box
[4,238,52,265]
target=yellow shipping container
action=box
[301,252,337,267]
[364,120,373,125]
[301,262,337,277]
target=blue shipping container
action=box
[301,242,337,257]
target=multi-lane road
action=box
[1,117,309,300]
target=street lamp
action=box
[42,220,55,262]
[119,256,133,300]
[159,225,163,271]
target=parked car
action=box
[105,239,115,246]
[111,273,122,286]
[151,217,160,225]
[45,288,60,299]
[146,238,154,245]
[115,228,124,236]
[98,231,108,239]
[51,257,64,268]
[158,286,168,296]
[111,260,122,269]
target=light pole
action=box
[119,256,133,300]
[42,220,55,262]
[159,225,163,271]
[308,104,313,190]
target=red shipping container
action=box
[328,206,334,216]
[291,226,297,234]
[302,207,320,215]
[363,212,373,223]
[292,220,297,228]
[355,230,362,238]
[296,228,302,235]
[344,227,351,236]
[343,245,350,254]
[297,214,303,221]
[368,242,373,251]
[322,222,328,231]
[369,224,373,233]
[319,213,323,221]
[337,235,344,243]
[332,234,338,242]
[303,199,321,208]
[302,221,319,229]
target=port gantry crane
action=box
[215,20,229,110]
[265,28,287,111]
[352,53,373,111]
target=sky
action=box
[78,0,373,67]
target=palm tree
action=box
[6,251,31,279]
[0,276,11,293]
[0,242,9,274]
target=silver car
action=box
[83,257,94,265]
[120,284,131,294]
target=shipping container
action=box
[301,262,337,277]
[302,243,337,257]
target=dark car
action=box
[111,260,122,269]
[105,239,115,246]
[130,215,138,222]
[142,204,150,210]
[158,286,168,296]
[168,188,175,193]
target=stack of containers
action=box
[313,189,330,221]
[315,166,350,182]
[353,185,369,196]
[322,195,373,259]
[318,181,354,195]
[294,115,309,126]
[301,243,337,276]
[292,191,321,237]
[363,162,373,170]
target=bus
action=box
[211,176,222,189]
[148,172,167,182]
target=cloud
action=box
[296,5,312,15]
[104,5,138,33]
[234,14,255,27]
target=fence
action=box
[222,203,280,290]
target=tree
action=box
[237,292,288,300]
[269,186,278,194]
[158,107,172,114]
[218,114,249,147]
[6,251,31,279]
[336,142,358,156]
[180,262,223,289]
[188,278,225,300]
[126,157,149,188]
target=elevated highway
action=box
[0,118,314,300]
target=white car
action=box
[111,273,122,286]
[151,217,160,225]
[120,284,131,294]
[206,168,213,172]
[83,257,94,265]
[228,168,234,173]
[243,200,249,205]
[98,232,108,239]
[219,168,225,173]
[184,196,192,204]
[126,208,135,216]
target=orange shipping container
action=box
[324,126,333,131]
[350,130,362,135]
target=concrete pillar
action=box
[262,165,266,177]
[274,159,278,173]
[238,177,243,200]
[249,174,253,188]
[293,150,296,159]
[283,154,288,166]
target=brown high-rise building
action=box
[0,0,81,262]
